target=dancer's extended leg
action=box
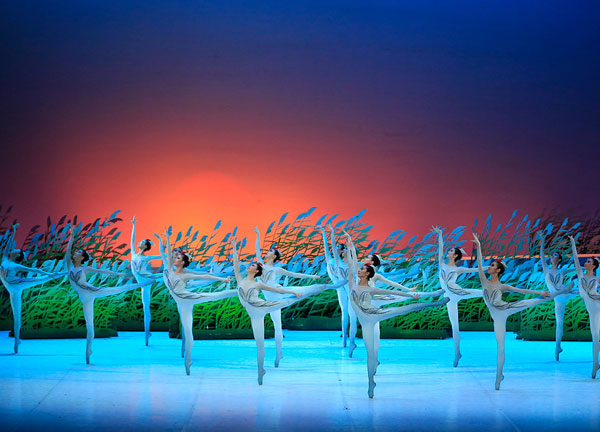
[82,299,95,364]
[376,297,450,321]
[94,281,150,298]
[348,302,358,357]
[493,316,507,390]
[554,299,567,361]
[447,300,462,367]
[361,321,377,399]
[9,291,22,354]
[142,285,152,346]
[270,309,284,368]
[336,287,349,348]
[179,302,194,375]
[250,316,266,385]
[374,322,381,374]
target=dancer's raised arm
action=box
[131,216,137,255]
[254,227,265,265]
[230,237,243,285]
[65,227,75,271]
[2,224,18,260]
[343,231,360,277]
[433,226,444,268]
[153,233,170,271]
[472,233,488,286]
[539,231,550,276]
[320,225,334,267]
[569,235,583,279]
[329,225,343,268]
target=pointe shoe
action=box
[185,359,193,376]
[368,380,376,399]
[592,365,598,379]
[348,342,357,358]
[495,373,504,390]
[453,353,462,368]
[258,368,266,385]
[14,339,20,354]
[86,347,92,365]
[274,354,284,368]
[555,346,563,361]
[145,331,152,346]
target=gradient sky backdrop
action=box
[1,1,599,243]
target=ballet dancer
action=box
[130,216,164,346]
[343,232,449,399]
[0,224,66,353]
[232,236,341,384]
[65,226,152,364]
[472,232,553,390]
[568,235,600,378]
[154,230,236,375]
[319,224,353,349]
[538,231,576,360]
[432,226,487,367]
[254,226,320,367]
[344,230,440,358]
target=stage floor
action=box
[0,330,598,431]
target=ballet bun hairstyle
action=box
[271,247,281,263]
[256,262,264,277]
[142,239,152,252]
[370,254,381,267]
[365,264,375,280]
[553,252,563,265]
[453,248,463,262]
[338,243,347,259]
[593,257,599,272]
[180,252,191,268]
[80,250,90,265]
[494,259,506,276]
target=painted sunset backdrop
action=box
[1,1,598,243]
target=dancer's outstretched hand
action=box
[409,284,418,292]
[412,293,421,299]
[294,293,302,299]
[541,290,551,297]
[253,227,259,234]
[472,232,481,245]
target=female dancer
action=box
[154,230,236,376]
[319,224,352,349]
[538,231,576,360]
[343,232,449,399]
[568,235,600,378]
[254,226,320,367]
[232,236,341,384]
[130,216,164,346]
[432,226,487,367]
[345,230,439,358]
[472,232,553,390]
[0,224,66,353]
[66,227,152,364]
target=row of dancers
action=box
[1,220,599,397]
